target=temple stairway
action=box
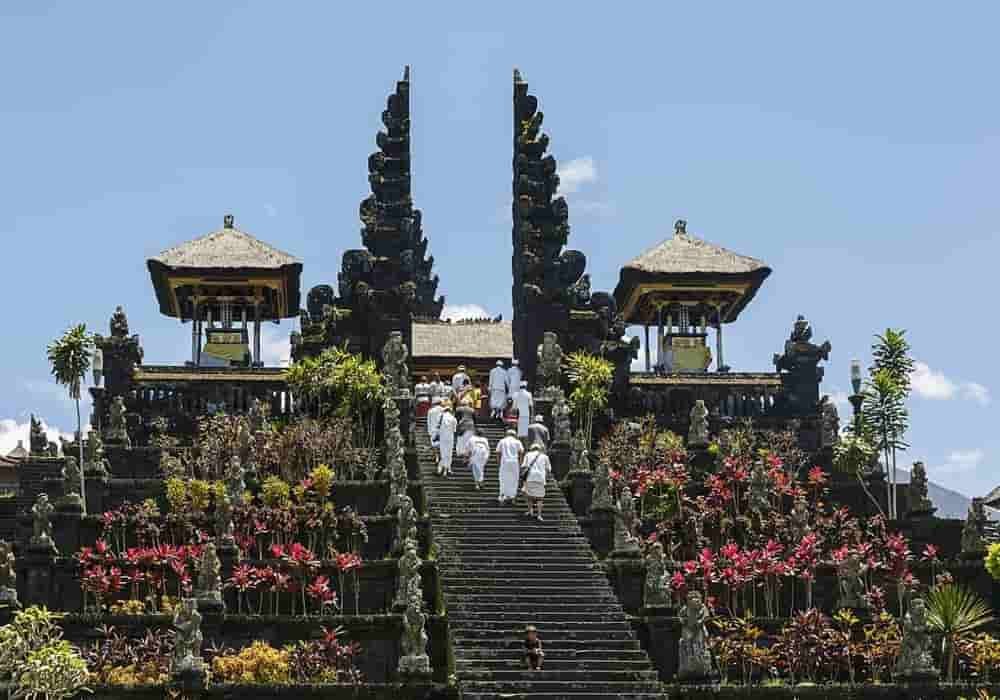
[417,416,663,700]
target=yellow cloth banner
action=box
[203,342,249,363]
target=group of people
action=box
[424,362,552,521]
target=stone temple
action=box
[1,67,993,699]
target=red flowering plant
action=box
[305,575,339,615]
[77,541,204,613]
[335,552,364,615]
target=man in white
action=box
[451,365,470,394]
[429,373,447,403]
[437,406,458,477]
[512,381,534,438]
[496,428,524,503]
[414,375,432,415]
[468,428,490,491]
[505,359,522,396]
[521,442,552,521]
[427,400,446,462]
[488,360,508,420]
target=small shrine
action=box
[614,219,771,374]
[147,215,302,367]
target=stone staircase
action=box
[417,416,663,699]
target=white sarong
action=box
[499,460,520,500]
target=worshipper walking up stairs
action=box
[417,414,663,699]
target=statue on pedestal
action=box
[384,397,408,512]
[171,598,205,677]
[908,461,935,515]
[820,396,840,448]
[224,455,245,506]
[591,460,612,511]
[894,598,938,680]
[570,430,588,472]
[215,494,235,546]
[961,498,987,555]
[84,434,110,478]
[0,540,18,607]
[194,543,222,606]
[395,538,422,611]
[29,415,48,456]
[614,487,640,553]
[789,496,811,542]
[772,315,832,416]
[60,456,83,508]
[837,551,868,610]
[550,390,572,446]
[395,495,418,554]
[536,331,564,399]
[106,396,131,448]
[688,400,709,447]
[110,305,130,339]
[31,494,56,552]
[644,542,670,608]
[382,331,410,397]
[748,462,771,516]
[398,576,430,676]
[678,590,713,680]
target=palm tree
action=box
[862,369,908,519]
[565,351,614,448]
[47,324,95,513]
[926,584,994,680]
[866,329,914,518]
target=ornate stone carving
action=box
[908,461,935,515]
[550,391,572,446]
[536,331,564,399]
[83,434,110,477]
[106,396,131,448]
[820,396,840,448]
[215,494,235,546]
[29,414,48,455]
[961,498,987,555]
[395,495,418,554]
[60,456,83,507]
[171,598,206,677]
[837,551,868,610]
[110,305,130,338]
[395,538,422,611]
[590,460,612,511]
[614,487,640,554]
[678,591,713,680]
[31,494,56,552]
[747,462,770,516]
[644,542,670,608]
[194,543,222,607]
[398,575,430,676]
[773,315,832,416]
[688,400,709,447]
[224,455,245,507]
[894,598,938,680]
[0,540,18,607]
[382,331,410,396]
[384,398,408,514]
[789,496,811,542]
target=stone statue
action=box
[678,590,713,680]
[644,542,670,608]
[395,538,422,611]
[396,495,418,554]
[550,390,572,446]
[60,456,83,506]
[614,487,640,553]
[29,414,47,455]
[381,331,410,396]
[590,460,612,511]
[837,551,868,609]
[820,396,840,448]
[894,598,938,680]
[0,540,17,607]
[908,461,935,515]
[247,397,267,433]
[31,494,56,551]
[789,496,811,541]
[46,442,59,458]
[83,434,110,477]
[961,498,987,555]
[194,543,222,605]
[772,315,832,416]
[171,598,205,676]
[384,399,408,513]
[110,305,130,338]
[688,400,709,447]
[570,430,588,472]
[106,396,130,448]
[214,494,235,546]
[224,455,245,506]
[536,331,564,399]
[398,576,430,675]
[747,462,770,515]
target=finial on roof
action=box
[674,219,687,236]
[224,214,234,229]
[403,65,410,81]
[513,68,523,83]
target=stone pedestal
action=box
[22,545,56,607]
[217,541,239,599]
[84,471,110,514]
[171,666,208,694]
[394,396,414,445]
[53,510,84,556]
[549,446,571,481]
[196,596,225,616]
[585,506,616,558]
[642,614,678,681]
[563,471,593,516]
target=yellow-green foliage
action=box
[262,476,291,507]
[109,600,146,616]
[986,543,1000,581]
[188,479,211,512]
[165,478,187,513]
[15,640,89,700]
[211,641,291,685]
[310,464,334,499]
[101,662,168,687]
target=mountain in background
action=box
[897,468,972,520]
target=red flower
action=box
[807,466,827,487]
[921,544,939,562]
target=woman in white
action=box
[521,442,551,521]
[437,407,458,477]
[467,429,490,490]
[496,428,525,503]
[513,381,534,438]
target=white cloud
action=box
[558,156,597,195]
[260,325,292,367]
[0,417,76,457]
[441,304,492,322]
[931,449,985,474]
[911,361,991,405]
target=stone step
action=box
[440,557,598,568]
[439,561,599,573]
[461,680,663,694]
[446,594,622,606]
[460,694,664,700]
[452,638,644,652]
[453,627,635,641]
[455,656,653,671]
[443,584,614,597]
[450,611,630,624]
[462,669,660,683]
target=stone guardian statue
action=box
[382,331,410,397]
[536,331,564,400]
[894,598,939,680]
[644,541,670,608]
[688,400,709,447]
[678,590,713,680]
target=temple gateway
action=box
[1,67,986,700]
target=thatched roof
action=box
[412,320,513,359]
[150,215,300,270]
[5,441,28,460]
[622,220,768,276]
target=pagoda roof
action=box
[5,441,28,460]
[150,216,300,270]
[614,219,771,325]
[412,320,513,359]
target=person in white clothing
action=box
[451,365,470,394]
[521,442,552,521]
[512,381,534,438]
[429,373,447,404]
[437,407,458,476]
[467,429,490,490]
[505,359,522,396]
[496,428,525,503]
[427,400,446,462]
[488,360,509,420]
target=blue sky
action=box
[1,3,996,495]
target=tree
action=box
[926,584,994,681]
[565,351,614,448]
[47,324,94,513]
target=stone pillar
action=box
[22,546,56,608]
[716,319,725,372]
[585,506,616,558]
[644,325,651,371]
[656,306,664,367]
